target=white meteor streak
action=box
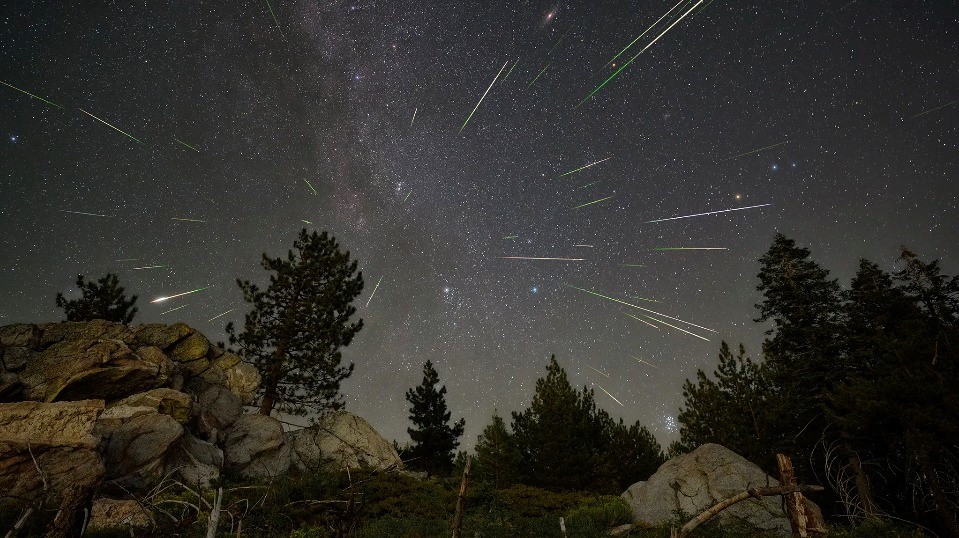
[460,60,510,133]
[366,275,384,307]
[563,283,716,333]
[61,209,112,218]
[631,355,658,368]
[624,312,660,330]
[151,286,210,303]
[594,383,625,407]
[585,364,611,378]
[497,256,585,261]
[207,308,235,322]
[646,203,771,223]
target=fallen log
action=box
[675,484,825,538]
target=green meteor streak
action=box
[264,0,281,30]
[78,108,145,145]
[578,0,702,107]
[174,138,200,152]
[632,296,660,303]
[304,179,318,195]
[403,190,412,202]
[116,258,139,262]
[161,304,188,315]
[504,235,518,240]
[562,283,716,333]
[573,196,613,210]
[558,157,611,177]
[653,247,727,250]
[0,80,63,109]
[61,209,112,218]
[577,181,600,189]
[604,0,686,68]
[151,286,211,303]
[723,140,789,160]
[528,63,550,87]
[909,100,957,119]
[621,263,645,267]
[172,217,206,223]
[460,60,510,133]
[502,59,519,81]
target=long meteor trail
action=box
[366,276,384,307]
[631,355,659,368]
[634,312,710,341]
[498,256,584,261]
[0,80,63,109]
[151,286,210,303]
[558,157,612,177]
[460,60,509,133]
[528,64,550,87]
[563,283,716,333]
[574,196,614,210]
[624,312,660,330]
[585,364,611,378]
[579,0,703,107]
[304,179,318,195]
[78,108,145,145]
[208,309,235,322]
[646,203,771,223]
[172,217,206,223]
[593,383,625,407]
[723,140,789,160]
[653,247,727,251]
[604,0,687,68]
[61,210,112,218]
[908,100,957,119]
[174,138,200,152]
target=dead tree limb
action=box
[206,487,223,538]
[4,507,34,538]
[451,456,471,538]
[778,453,808,537]
[677,484,825,538]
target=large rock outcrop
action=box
[622,443,822,536]
[0,400,106,507]
[289,410,403,472]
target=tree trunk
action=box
[839,432,878,519]
[258,345,286,415]
[451,456,471,538]
[924,460,959,538]
[677,484,825,538]
[777,453,809,537]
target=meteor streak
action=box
[573,244,593,248]
[653,247,727,251]
[132,265,168,270]
[208,308,235,322]
[61,210,112,218]
[593,383,625,407]
[577,181,600,189]
[624,312,660,330]
[621,264,645,267]
[634,313,710,341]
[302,220,313,224]
[0,80,63,109]
[579,0,703,107]
[460,60,510,133]
[172,217,206,223]
[264,0,281,30]
[909,100,957,119]
[411,107,417,126]
[366,276,384,307]
[723,140,789,160]
[116,258,138,262]
[403,190,412,202]
[78,108,145,145]
[604,0,686,68]
[558,157,611,177]
[304,179,318,195]
[502,59,519,81]
[174,138,200,152]
[632,296,660,303]
[151,286,210,303]
[161,305,187,315]
[528,63,550,87]
[563,283,716,333]
[504,235,518,240]
[585,364,610,378]
[631,355,658,368]
[497,256,584,261]
[574,196,613,210]
[646,203,771,223]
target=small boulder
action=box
[222,413,291,479]
[170,433,224,487]
[224,362,261,405]
[96,406,184,486]
[88,498,152,531]
[192,384,243,440]
[169,332,211,374]
[289,410,402,472]
[621,443,821,537]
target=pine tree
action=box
[405,360,465,476]
[605,418,665,490]
[676,341,772,470]
[755,233,842,472]
[55,273,138,324]
[227,229,364,417]
[474,411,521,488]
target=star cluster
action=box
[1,0,956,448]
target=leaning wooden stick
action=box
[677,484,824,538]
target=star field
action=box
[1,0,956,449]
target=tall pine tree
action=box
[755,233,842,474]
[405,360,465,476]
[227,229,364,417]
[474,411,521,488]
[55,273,138,324]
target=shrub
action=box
[565,495,633,528]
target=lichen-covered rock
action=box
[112,388,193,424]
[289,410,402,472]
[38,320,131,348]
[0,324,41,348]
[224,362,261,405]
[96,405,184,486]
[169,332,210,374]
[1,346,34,371]
[88,498,152,531]
[170,433,224,487]
[222,414,291,479]
[621,444,821,537]
[130,322,193,350]
[0,400,105,506]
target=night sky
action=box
[1,1,956,449]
